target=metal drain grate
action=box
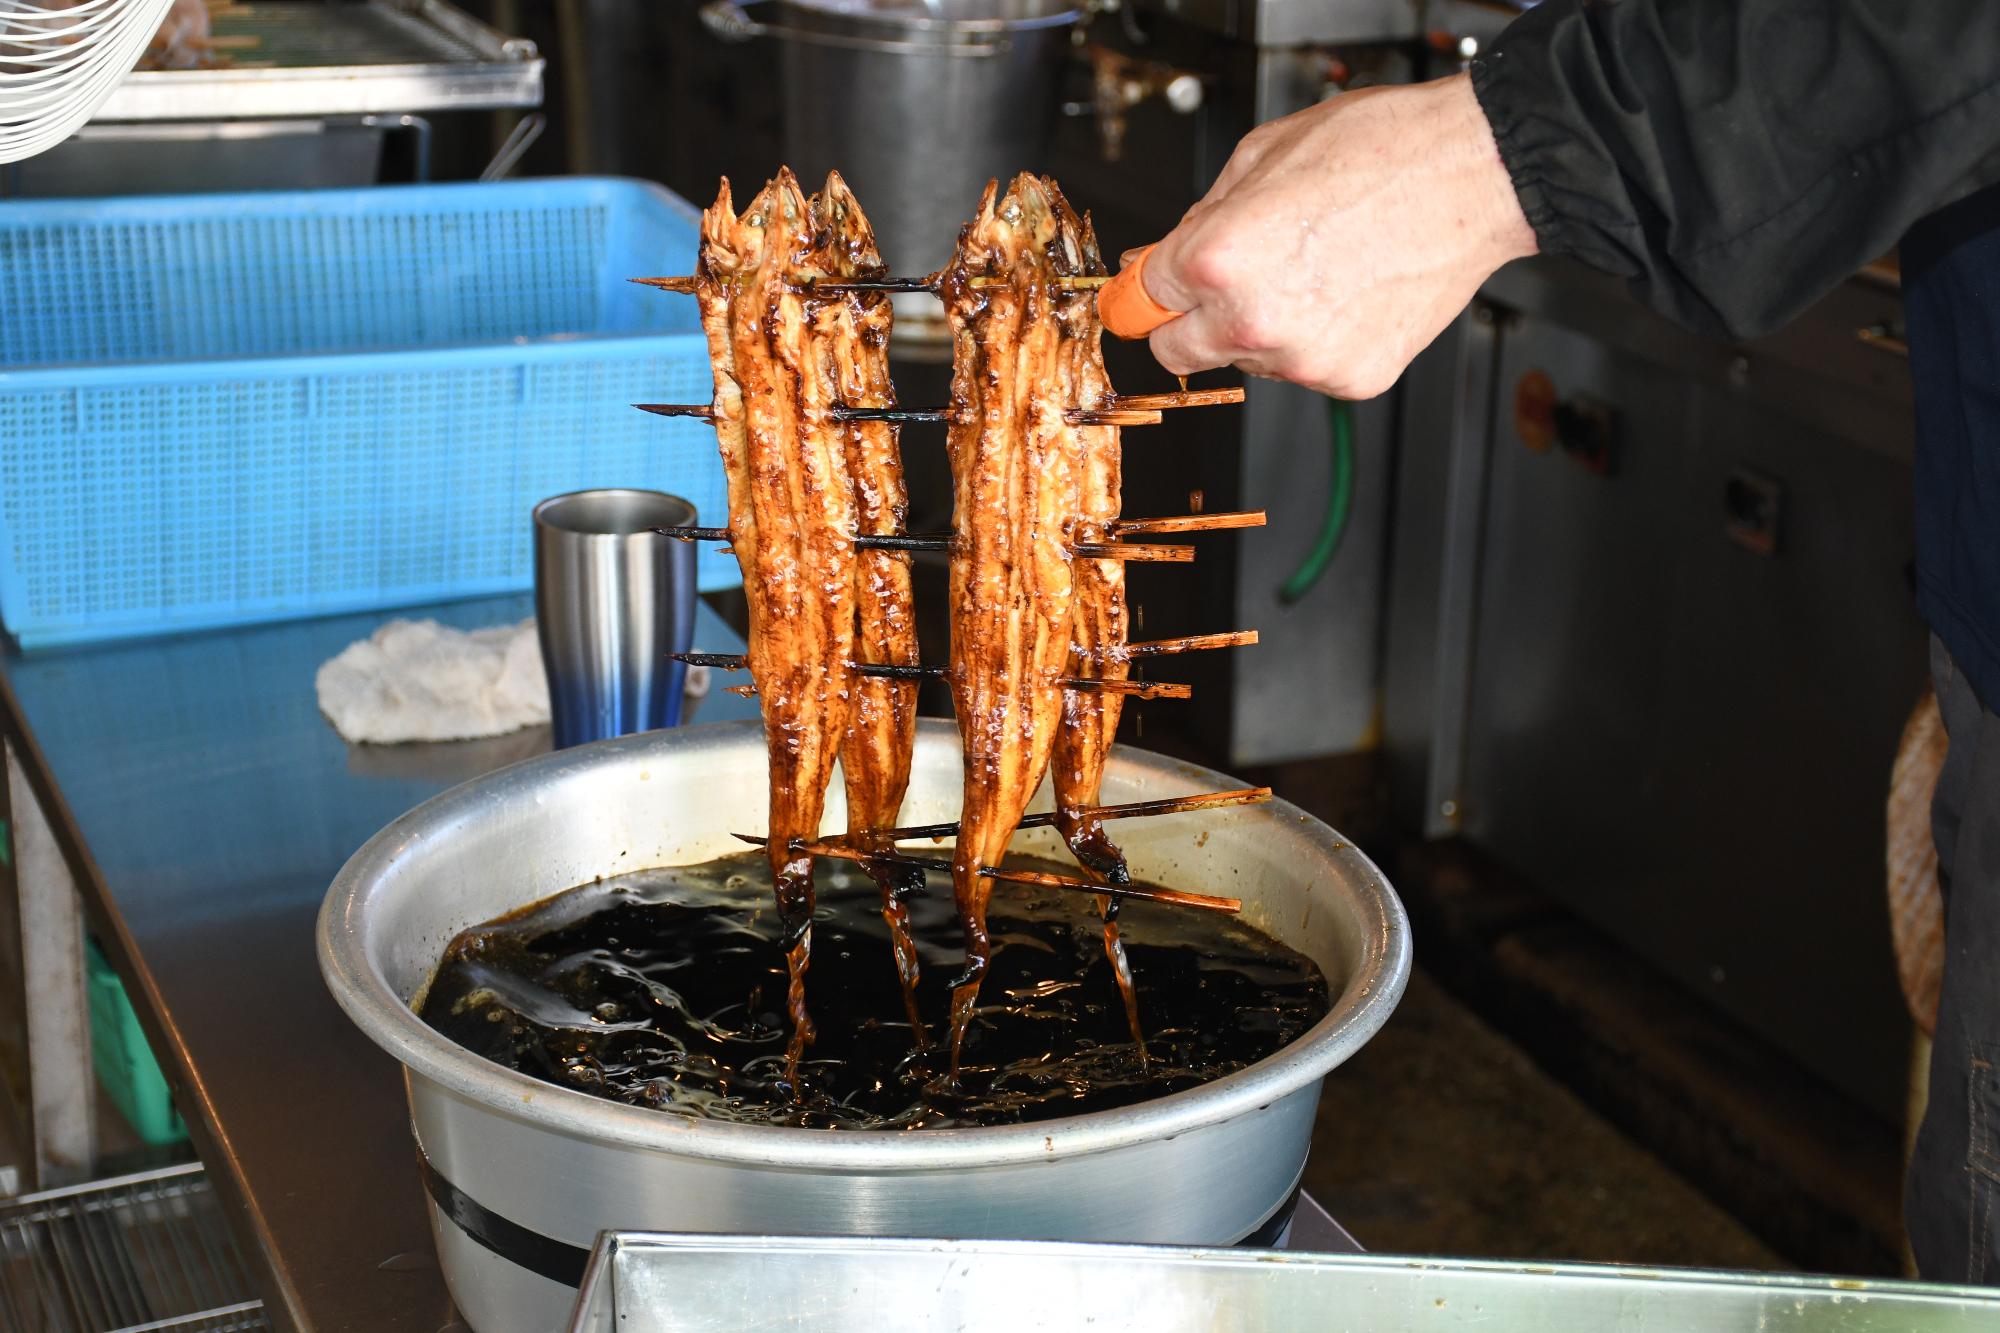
[0,1163,267,1332]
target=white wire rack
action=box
[0,1162,268,1332]
[0,0,179,162]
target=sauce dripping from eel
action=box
[809,172,928,1044]
[695,170,861,1082]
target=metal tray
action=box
[92,0,542,122]
[0,1163,268,1332]
[567,1233,2000,1332]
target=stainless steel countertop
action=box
[0,594,1357,1330]
[0,594,754,1331]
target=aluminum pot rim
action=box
[532,487,698,538]
[317,719,1410,1172]
[774,0,1080,40]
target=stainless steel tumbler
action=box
[533,489,698,748]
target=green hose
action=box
[1278,398,1356,605]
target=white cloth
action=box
[316,618,549,744]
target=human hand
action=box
[1138,72,1537,399]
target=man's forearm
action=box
[1474,0,2000,338]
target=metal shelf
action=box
[0,1163,268,1333]
[92,0,544,122]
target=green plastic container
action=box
[85,941,187,1146]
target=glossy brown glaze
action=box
[1049,199,1129,890]
[934,176,1101,1073]
[696,171,860,1079]
[1042,195,1145,1052]
[808,172,927,1043]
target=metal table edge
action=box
[0,660,312,1332]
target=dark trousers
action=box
[1909,636,2000,1282]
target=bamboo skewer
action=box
[804,277,931,293]
[728,835,1242,914]
[830,405,1164,428]
[633,403,719,419]
[1074,408,1164,428]
[1116,630,1258,659]
[677,637,1252,670]
[631,274,1113,295]
[848,786,1274,846]
[1073,542,1193,563]
[835,532,935,553]
[677,652,1197,700]
[656,518,1265,543]
[833,392,1232,420]
[650,524,1192,562]
[1113,510,1266,535]
[638,398,1231,428]
[1058,678,1193,700]
[1106,388,1245,410]
[965,274,1113,292]
[674,651,759,670]
[636,403,1161,428]
[827,406,939,425]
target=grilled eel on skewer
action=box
[1049,204,1128,889]
[936,175,1091,1073]
[696,170,859,1082]
[809,173,927,1044]
[1043,196,1147,1055]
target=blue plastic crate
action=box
[0,177,735,649]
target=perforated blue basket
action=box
[0,177,734,649]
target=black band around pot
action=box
[419,1149,591,1288]
[418,1148,1306,1290]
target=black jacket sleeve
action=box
[1470,0,2000,338]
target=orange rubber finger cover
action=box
[1096,244,1184,340]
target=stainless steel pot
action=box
[702,0,1080,344]
[318,719,1410,1333]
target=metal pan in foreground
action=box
[568,1233,2000,1333]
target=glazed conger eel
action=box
[696,171,859,1081]
[1042,196,1147,1053]
[936,175,1090,1072]
[809,172,927,1043]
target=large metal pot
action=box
[703,0,1080,343]
[318,719,1409,1333]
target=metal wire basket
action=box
[0,1163,267,1332]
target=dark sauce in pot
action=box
[418,851,1331,1130]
